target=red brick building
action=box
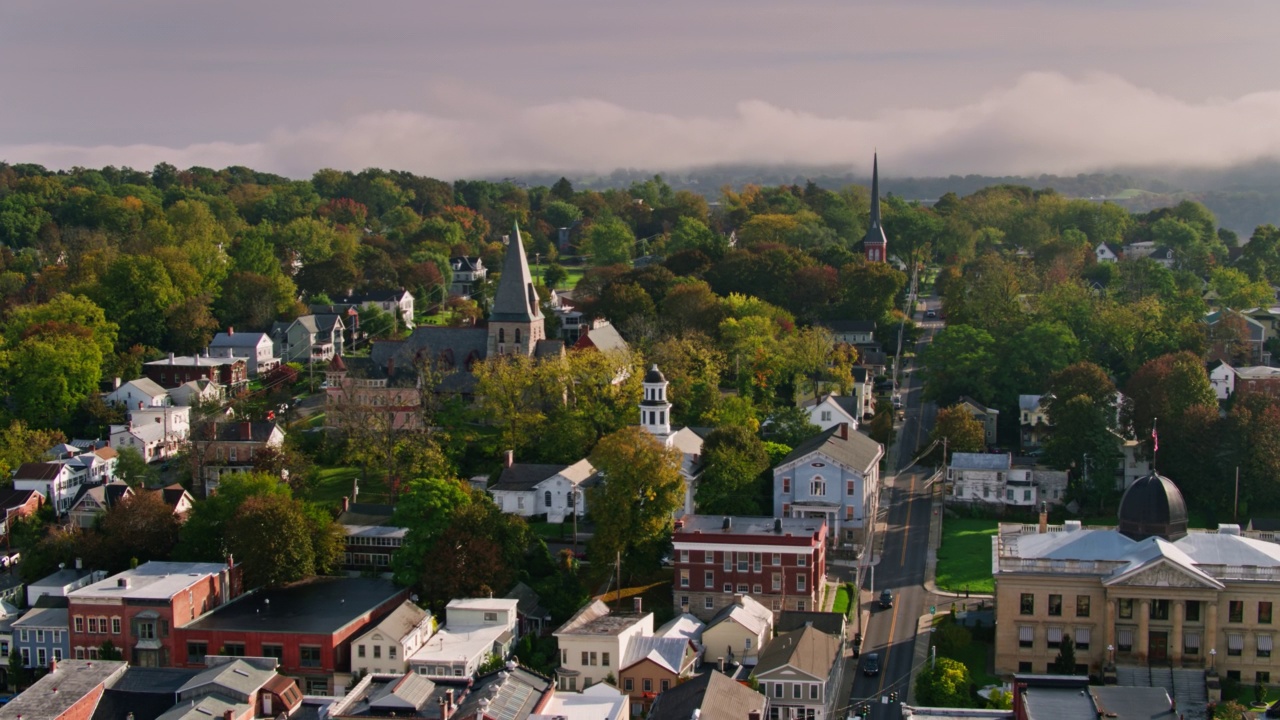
[1233,365,1280,399]
[143,353,248,394]
[671,515,828,621]
[0,488,43,543]
[66,561,242,667]
[173,576,406,695]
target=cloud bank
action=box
[6,72,1280,179]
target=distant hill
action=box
[499,160,1280,237]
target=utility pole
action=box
[1235,467,1240,523]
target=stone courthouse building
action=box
[994,473,1280,687]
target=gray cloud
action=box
[5,72,1280,179]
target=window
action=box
[18,629,28,643]
[820,411,831,422]
[1184,632,1201,655]
[797,601,806,611]
[188,642,208,664]
[705,571,714,588]
[590,652,598,666]
[810,684,819,700]
[847,480,854,495]
[797,575,806,592]
[1075,627,1091,651]
[661,680,670,691]
[300,646,322,668]
[738,553,748,572]
[1018,662,1033,673]
[1261,602,1273,625]
[1020,594,1034,615]
[137,621,156,640]
[1006,489,1014,501]
[773,574,782,591]
[753,553,762,572]
[603,652,610,667]
[723,553,731,572]
[680,570,690,588]
[680,550,689,563]
[75,647,84,660]
[1117,628,1134,652]
[644,679,653,692]
[782,478,790,493]
[262,644,284,661]
[705,597,714,610]
[773,553,781,566]
[37,648,46,668]
[738,584,748,593]
[1186,600,1201,622]
[224,642,245,657]
[1230,601,1244,623]
[373,646,382,659]
[624,678,634,692]
[74,616,84,633]
[1047,627,1063,649]
[1076,595,1090,617]
[1229,633,1244,657]
[484,612,498,622]
[798,555,807,567]
[582,652,590,665]
[1258,635,1273,659]
[754,584,763,594]
[1150,599,1169,620]
[793,684,802,699]
[358,644,366,658]
[680,595,689,608]
[1048,595,1062,616]
[1118,599,1133,619]
[1018,625,1039,648]
[544,491,552,508]
[704,551,714,564]
[111,617,121,635]
[1258,671,1272,685]
[20,648,29,667]
[774,682,783,698]
[87,618,98,634]
[810,479,826,496]
[36,630,43,643]
[724,583,732,593]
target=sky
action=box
[4,0,1280,179]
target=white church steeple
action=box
[640,364,672,436]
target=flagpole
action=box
[1151,417,1158,473]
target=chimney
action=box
[717,656,725,672]
[1038,502,1048,534]
[113,377,121,390]
[240,421,252,441]
[722,516,732,531]
[49,658,57,673]
[633,597,642,614]
[227,326,234,336]
[223,711,234,720]
[169,352,175,365]
[387,357,395,376]
[749,713,762,720]
[76,557,83,570]
[227,553,234,568]
[838,423,849,440]
[342,496,350,512]
[117,578,131,589]
[773,518,783,534]
[504,450,514,468]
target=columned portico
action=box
[1137,600,1150,663]
[1171,600,1184,665]
[1205,601,1218,669]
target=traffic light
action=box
[890,691,898,703]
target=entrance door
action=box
[1149,632,1169,663]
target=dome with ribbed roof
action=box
[1118,472,1188,542]
[644,365,666,384]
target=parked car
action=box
[925,309,937,318]
[879,589,893,609]
[862,652,881,676]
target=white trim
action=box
[671,542,817,555]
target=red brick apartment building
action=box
[671,515,828,621]
[174,576,406,695]
[66,561,242,667]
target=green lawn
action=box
[529,521,574,542]
[947,637,998,688]
[935,518,999,594]
[833,585,852,615]
[302,466,377,508]
[531,262,586,290]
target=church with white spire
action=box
[637,364,710,518]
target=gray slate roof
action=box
[949,452,1012,471]
[647,670,767,720]
[178,658,275,699]
[755,625,840,680]
[776,424,882,473]
[209,331,270,349]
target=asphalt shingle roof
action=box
[776,424,882,473]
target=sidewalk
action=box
[921,493,995,602]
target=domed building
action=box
[994,472,1280,688]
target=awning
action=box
[1258,635,1273,652]
[1075,628,1091,645]
[1229,634,1244,651]
[1046,627,1063,643]
[1019,626,1034,642]
[1184,632,1201,650]
[1117,628,1134,647]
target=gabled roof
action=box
[202,421,281,443]
[754,624,840,680]
[1018,394,1049,412]
[504,582,549,621]
[646,670,767,720]
[656,613,705,646]
[534,339,564,359]
[157,695,249,720]
[0,488,41,512]
[949,452,1011,471]
[112,377,169,399]
[816,320,876,334]
[490,223,542,323]
[706,595,773,637]
[208,331,271,349]
[799,393,859,421]
[338,503,398,527]
[574,321,629,354]
[362,599,431,643]
[490,464,571,493]
[620,635,691,674]
[13,462,67,481]
[775,612,847,637]
[958,395,999,414]
[453,667,551,720]
[775,423,882,474]
[177,658,275,700]
[345,288,412,304]
[450,256,483,272]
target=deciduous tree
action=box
[697,426,769,515]
[931,406,986,460]
[227,494,317,588]
[587,427,684,580]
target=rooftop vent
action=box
[117,578,131,589]
[1219,524,1242,536]
[774,518,783,534]
[722,517,732,531]
[1063,520,1082,533]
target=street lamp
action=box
[1209,648,1217,671]
[1107,644,1114,667]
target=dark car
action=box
[879,588,894,609]
[863,652,881,676]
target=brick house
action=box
[189,420,286,497]
[174,576,406,695]
[324,354,422,431]
[0,489,43,542]
[671,516,828,621]
[143,353,248,395]
[1233,365,1280,399]
[67,561,242,667]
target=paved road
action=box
[845,297,942,719]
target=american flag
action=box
[1152,425,1159,453]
